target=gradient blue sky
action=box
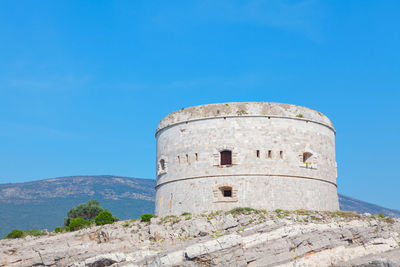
[0,1,399,208]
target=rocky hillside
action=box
[1,175,399,239]
[1,209,400,266]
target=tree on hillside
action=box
[64,200,103,226]
[95,210,117,225]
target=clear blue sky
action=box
[0,1,399,209]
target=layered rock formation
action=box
[1,209,400,266]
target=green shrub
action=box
[378,212,385,218]
[294,209,310,215]
[54,227,62,233]
[24,229,44,236]
[64,200,103,226]
[69,218,91,231]
[141,214,154,222]
[384,216,395,224]
[226,207,257,215]
[5,229,24,239]
[95,210,117,225]
[335,211,361,218]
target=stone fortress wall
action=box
[155,102,339,217]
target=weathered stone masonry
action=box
[155,102,339,216]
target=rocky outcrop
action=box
[1,210,400,266]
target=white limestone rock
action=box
[1,211,399,267]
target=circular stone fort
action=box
[155,102,339,217]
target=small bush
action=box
[24,229,44,237]
[378,212,385,218]
[275,209,290,218]
[181,212,191,216]
[141,214,154,222]
[384,217,395,224]
[162,215,180,224]
[69,218,91,231]
[294,209,310,216]
[335,211,361,218]
[95,210,117,225]
[226,207,257,215]
[5,229,23,239]
[54,227,62,233]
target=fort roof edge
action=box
[156,102,334,134]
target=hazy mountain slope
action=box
[338,194,400,217]
[1,175,399,239]
[0,175,155,203]
[0,176,155,238]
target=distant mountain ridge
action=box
[0,175,399,238]
[0,175,155,204]
[338,194,400,218]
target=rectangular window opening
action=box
[195,153,198,161]
[256,150,260,158]
[160,159,165,170]
[220,150,232,166]
[280,151,283,159]
[223,189,232,197]
[303,152,312,163]
[186,154,189,163]
[268,150,272,158]
[177,156,180,163]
